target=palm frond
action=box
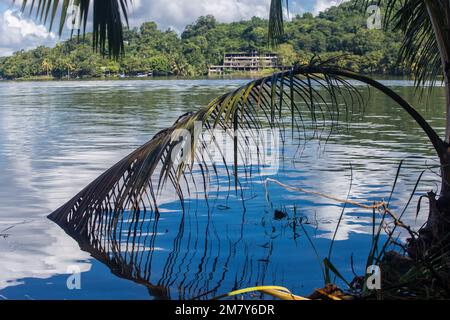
[268,0,285,47]
[388,0,443,88]
[360,0,446,88]
[14,0,129,57]
[48,61,443,238]
[270,0,444,87]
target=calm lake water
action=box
[0,78,446,299]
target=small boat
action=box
[135,72,153,78]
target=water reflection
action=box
[0,79,445,299]
[0,80,241,295]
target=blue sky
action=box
[0,0,345,56]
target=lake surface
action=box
[0,78,446,299]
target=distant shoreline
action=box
[0,72,273,82]
[0,72,410,83]
[0,75,257,82]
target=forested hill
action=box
[0,1,407,79]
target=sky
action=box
[0,0,347,56]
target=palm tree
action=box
[41,59,51,76]
[65,60,74,79]
[18,0,450,256]
[41,58,53,77]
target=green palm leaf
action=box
[369,0,446,88]
[14,0,130,57]
[268,0,448,88]
[268,0,285,47]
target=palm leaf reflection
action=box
[48,60,443,299]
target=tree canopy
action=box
[0,2,406,79]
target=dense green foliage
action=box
[0,2,407,79]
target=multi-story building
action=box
[208,51,280,75]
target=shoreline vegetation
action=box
[0,2,407,81]
[0,69,281,81]
[0,73,413,82]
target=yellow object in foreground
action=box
[218,285,310,300]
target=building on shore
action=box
[208,51,280,75]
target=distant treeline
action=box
[0,2,409,79]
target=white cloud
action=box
[0,9,56,56]
[128,0,272,32]
[0,1,333,55]
[313,0,349,15]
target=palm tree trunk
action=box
[410,1,450,255]
[443,79,450,195]
[425,1,450,192]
